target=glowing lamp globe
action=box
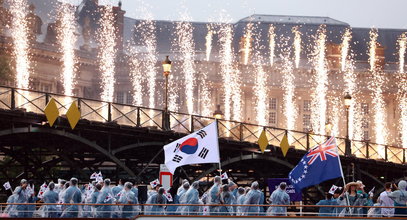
[344,93,352,108]
[162,55,172,76]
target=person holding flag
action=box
[388,180,407,217]
[289,136,348,215]
[96,179,113,218]
[220,184,234,215]
[13,179,29,218]
[25,180,37,218]
[91,183,102,218]
[208,176,222,215]
[147,187,167,215]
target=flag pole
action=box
[334,137,352,215]
[215,119,222,177]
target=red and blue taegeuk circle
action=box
[179,138,199,154]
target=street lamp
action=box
[162,56,172,111]
[344,93,352,156]
[213,104,223,119]
[162,56,172,130]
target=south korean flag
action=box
[164,122,220,174]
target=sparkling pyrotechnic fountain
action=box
[310,25,328,137]
[280,37,297,132]
[175,10,196,115]
[98,4,117,104]
[369,28,388,158]
[5,1,407,156]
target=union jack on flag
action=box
[289,136,343,191]
[307,136,338,165]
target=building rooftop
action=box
[238,14,349,26]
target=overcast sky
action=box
[115,0,407,29]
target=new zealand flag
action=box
[289,136,343,191]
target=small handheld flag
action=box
[90,172,97,179]
[164,122,220,174]
[164,189,173,202]
[3,182,11,191]
[26,184,34,196]
[104,194,113,203]
[289,136,343,191]
[38,182,48,199]
[95,171,103,182]
[221,172,228,180]
[329,185,339,195]
[150,179,160,188]
[368,186,375,197]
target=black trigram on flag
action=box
[173,143,180,153]
[197,130,207,139]
[198,147,209,159]
[172,155,183,163]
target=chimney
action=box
[326,42,341,69]
[374,43,386,71]
[113,2,125,52]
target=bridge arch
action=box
[0,126,136,177]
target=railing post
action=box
[365,141,369,159]
[162,110,170,131]
[239,123,243,142]
[11,88,15,110]
[136,107,141,127]
[77,98,81,111]
[306,133,310,151]
[108,102,112,122]
[45,93,50,104]
[385,145,388,162]
[404,148,406,164]
[190,115,194,133]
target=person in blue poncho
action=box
[13,179,29,218]
[388,180,407,217]
[91,183,102,218]
[184,181,200,215]
[208,176,221,215]
[245,181,262,216]
[236,187,246,216]
[220,184,234,215]
[175,181,190,214]
[148,187,167,215]
[96,178,114,218]
[60,178,82,218]
[267,182,290,216]
[42,182,59,218]
[317,193,336,216]
[118,182,139,218]
[111,179,124,218]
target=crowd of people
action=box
[2,176,407,218]
[316,180,407,218]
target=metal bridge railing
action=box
[0,85,405,164]
[0,202,406,218]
